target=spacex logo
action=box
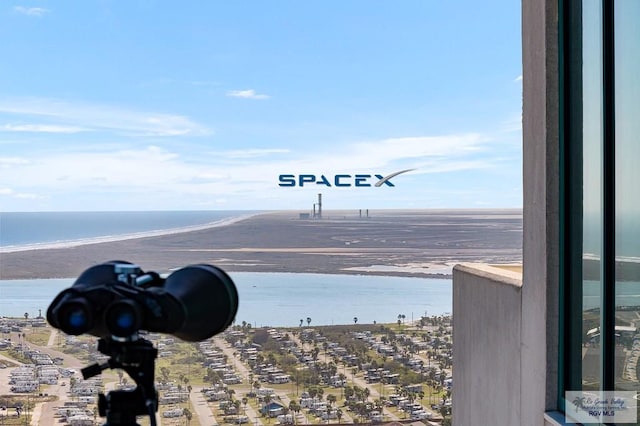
[278,169,415,188]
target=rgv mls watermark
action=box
[566,391,638,424]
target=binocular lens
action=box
[58,300,93,335]
[106,300,141,338]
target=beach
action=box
[0,209,523,280]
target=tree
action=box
[23,312,28,320]
[326,394,337,406]
[308,387,318,399]
[300,319,304,327]
[353,317,358,324]
[184,407,193,425]
[253,381,262,401]
[263,394,272,417]
[160,367,171,384]
[306,317,312,326]
[344,386,354,400]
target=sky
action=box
[0,1,522,212]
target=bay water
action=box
[0,273,452,327]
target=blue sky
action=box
[0,1,522,212]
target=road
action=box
[212,338,271,426]
[189,386,218,425]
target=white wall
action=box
[452,264,523,426]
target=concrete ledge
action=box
[453,263,523,288]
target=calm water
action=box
[0,211,259,252]
[0,272,452,327]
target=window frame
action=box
[559,0,618,409]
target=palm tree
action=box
[289,401,300,422]
[263,394,272,418]
[353,317,358,324]
[160,366,170,384]
[306,317,312,326]
[300,319,304,327]
[184,407,193,425]
[253,381,262,401]
[326,394,337,407]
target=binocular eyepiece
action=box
[47,261,239,341]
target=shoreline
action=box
[0,209,523,280]
[0,212,264,254]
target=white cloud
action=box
[514,75,523,82]
[1,123,88,133]
[13,6,49,16]
[0,97,212,137]
[501,113,523,133]
[221,148,290,159]
[0,187,43,200]
[0,157,30,166]
[347,134,486,168]
[0,129,514,210]
[226,89,270,100]
[15,192,43,199]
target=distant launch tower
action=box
[313,193,323,219]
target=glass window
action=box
[581,0,603,391]
[614,0,640,392]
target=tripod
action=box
[81,337,159,426]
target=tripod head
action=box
[82,337,158,426]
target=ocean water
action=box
[0,210,260,252]
[583,280,640,310]
[0,273,452,327]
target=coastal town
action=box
[0,314,452,426]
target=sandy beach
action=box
[0,209,523,280]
